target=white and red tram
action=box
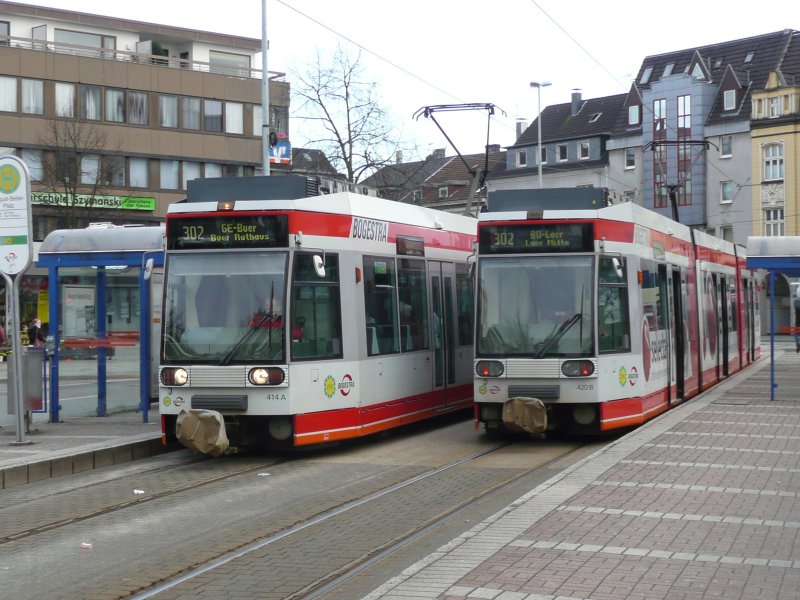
[159,176,476,451]
[473,192,761,435]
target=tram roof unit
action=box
[174,175,477,236]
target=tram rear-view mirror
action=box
[313,255,325,278]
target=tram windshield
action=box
[477,255,594,358]
[162,251,289,363]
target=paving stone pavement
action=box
[363,340,800,600]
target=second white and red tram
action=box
[159,177,476,450]
[474,193,761,435]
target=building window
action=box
[252,105,263,137]
[225,102,243,134]
[579,141,590,160]
[54,29,115,53]
[721,226,733,242]
[763,143,784,181]
[557,144,567,162]
[182,97,201,130]
[516,149,527,167]
[769,97,781,118]
[130,157,149,187]
[204,99,222,132]
[0,21,9,46]
[723,89,736,111]
[21,79,43,115]
[628,105,640,125]
[80,154,100,185]
[413,190,422,203]
[224,164,244,177]
[639,66,653,85]
[588,113,601,123]
[720,135,732,157]
[20,149,43,181]
[209,50,250,76]
[663,63,675,77]
[438,186,448,199]
[128,91,148,125]
[182,161,201,189]
[205,163,222,178]
[81,85,101,120]
[539,146,547,164]
[105,155,125,186]
[0,76,16,112]
[744,52,754,63]
[105,89,125,122]
[55,83,75,118]
[624,148,636,169]
[160,159,179,189]
[159,95,178,128]
[720,181,735,204]
[764,208,784,236]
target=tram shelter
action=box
[746,236,800,400]
[36,225,165,423]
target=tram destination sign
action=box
[167,214,289,249]
[479,222,594,254]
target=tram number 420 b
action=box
[576,384,594,391]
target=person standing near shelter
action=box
[28,318,45,347]
[795,294,800,353]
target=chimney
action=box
[487,144,501,152]
[395,150,403,164]
[433,148,446,159]
[515,118,528,139]
[571,89,582,116]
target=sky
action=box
[11,0,799,159]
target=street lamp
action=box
[530,81,551,189]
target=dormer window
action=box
[691,63,705,80]
[639,66,653,85]
[723,89,736,111]
[628,105,640,125]
[438,186,448,199]
[663,63,674,77]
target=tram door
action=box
[429,261,457,403]
[670,268,685,401]
[719,276,730,377]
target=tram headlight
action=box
[248,367,285,386]
[160,367,188,386]
[561,360,595,377]
[475,360,504,377]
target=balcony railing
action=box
[0,34,285,80]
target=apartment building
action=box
[0,1,289,328]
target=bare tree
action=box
[291,46,414,184]
[36,119,122,229]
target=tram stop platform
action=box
[365,336,800,600]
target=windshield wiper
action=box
[218,312,271,366]
[535,313,582,358]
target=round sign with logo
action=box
[0,155,32,276]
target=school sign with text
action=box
[31,192,156,211]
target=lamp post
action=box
[530,81,551,189]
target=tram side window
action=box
[397,258,429,351]
[598,257,631,353]
[290,253,343,361]
[456,265,474,346]
[364,256,399,356]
